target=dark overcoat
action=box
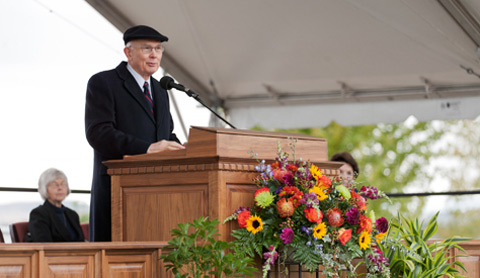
[26,200,84,242]
[85,61,179,241]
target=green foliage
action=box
[378,212,471,278]
[161,217,257,278]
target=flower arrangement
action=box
[225,145,391,278]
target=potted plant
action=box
[378,211,470,277]
[161,217,257,278]
[224,145,391,278]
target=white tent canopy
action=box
[86,0,480,129]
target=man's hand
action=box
[147,140,186,154]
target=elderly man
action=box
[85,25,185,242]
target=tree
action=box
[427,120,480,238]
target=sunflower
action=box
[359,231,371,250]
[246,215,263,234]
[310,165,323,181]
[313,222,327,240]
[309,186,328,201]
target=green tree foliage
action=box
[427,120,480,238]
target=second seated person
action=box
[85,25,185,242]
[25,168,85,242]
[330,151,359,187]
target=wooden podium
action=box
[104,127,341,242]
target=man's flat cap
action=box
[123,25,168,44]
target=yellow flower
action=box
[246,215,263,234]
[313,222,327,240]
[310,165,323,181]
[375,232,386,243]
[309,186,328,201]
[359,231,371,250]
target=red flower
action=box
[277,198,294,218]
[351,190,367,211]
[279,186,303,208]
[357,214,373,234]
[255,187,270,198]
[317,175,332,188]
[327,208,344,227]
[273,168,289,181]
[338,228,352,245]
[237,210,251,228]
[287,164,298,172]
[304,208,323,223]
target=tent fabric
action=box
[86,0,480,128]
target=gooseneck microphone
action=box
[159,76,186,92]
[159,76,237,129]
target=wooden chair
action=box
[9,221,29,243]
[81,222,89,241]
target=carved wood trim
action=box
[108,162,338,176]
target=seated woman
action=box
[330,151,359,186]
[25,168,85,242]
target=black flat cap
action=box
[123,25,168,44]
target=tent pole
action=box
[168,88,188,140]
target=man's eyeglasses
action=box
[129,45,164,54]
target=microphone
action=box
[159,76,186,92]
[158,76,237,129]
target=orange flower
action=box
[237,210,251,228]
[304,208,323,223]
[327,208,344,227]
[338,228,352,245]
[277,198,294,218]
[357,215,373,234]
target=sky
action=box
[0,0,210,207]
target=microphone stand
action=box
[177,88,237,129]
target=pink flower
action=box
[375,217,389,233]
[345,207,360,225]
[263,245,278,265]
[327,208,344,227]
[280,227,294,244]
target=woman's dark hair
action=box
[330,152,359,178]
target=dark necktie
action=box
[143,81,154,115]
